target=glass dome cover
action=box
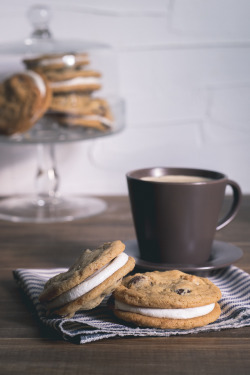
[0,4,124,143]
[0,5,124,223]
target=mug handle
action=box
[216,180,242,231]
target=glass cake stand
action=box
[0,97,124,223]
[0,5,124,223]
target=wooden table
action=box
[1,195,250,375]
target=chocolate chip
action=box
[127,275,145,287]
[175,288,191,295]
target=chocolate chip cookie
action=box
[0,71,51,135]
[112,270,222,329]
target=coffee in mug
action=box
[141,175,212,183]
[126,167,241,265]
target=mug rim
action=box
[126,167,227,184]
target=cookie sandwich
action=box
[23,52,90,71]
[0,70,51,135]
[112,270,222,329]
[39,241,135,318]
[49,95,109,116]
[48,97,114,131]
[44,69,101,93]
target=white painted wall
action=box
[0,0,250,196]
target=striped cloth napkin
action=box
[13,265,250,344]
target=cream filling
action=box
[89,116,113,127]
[50,77,100,88]
[47,252,129,309]
[115,300,215,319]
[64,115,113,128]
[25,70,46,96]
[37,55,88,67]
[79,115,113,127]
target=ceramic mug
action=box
[126,167,242,265]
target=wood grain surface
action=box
[0,195,250,375]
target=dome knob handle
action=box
[27,5,53,39]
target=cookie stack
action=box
[23,52,114,132]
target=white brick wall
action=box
[0,0,249,196]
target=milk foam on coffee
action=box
[141,175,212,183]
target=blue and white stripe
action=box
[13,265,250,344]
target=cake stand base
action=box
[0,195,107,223]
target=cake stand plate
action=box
[0,195,107,223]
